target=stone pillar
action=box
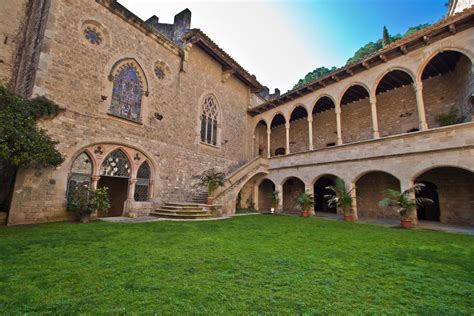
[253,182,259,211]
[308,116,314,151]
[369,95,380,139]
[305,184,315,215]
[127,178,137,201]
[285,122,290,154]
[252,134,256,156]
[277,184,284,212]
[148,179,155,201]
[91,175,100,190]
[350,181,358,220]
[413,81,428,131]
[400,178,418,225]
[266,128,271,158]
[335,105,343,145]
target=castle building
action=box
[1,0,473,226]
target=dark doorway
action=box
[314,176,337,213]
[97,176,129,217]
[416,181,440,222]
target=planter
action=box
[343,214,353,222]
[206,196,215,205]
[302,210,311,218]
[270,207,275,214]
[401,219,412,229]
[80,213,91,224]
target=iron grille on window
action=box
[109,65,142,122]
[134,161,150,201]
[100,150,131,178]
[200,95,218,146]
[66,152,93,197]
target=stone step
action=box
[155,208,209,215]
[149,211,214,219]
[165,202,209,208]
[160,205,204,211]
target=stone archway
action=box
[282,177,305,214]
[313,175,338,214]
[258,179,275,212]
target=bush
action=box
[67,186,110,220]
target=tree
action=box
[378,184,432,220]
[325,178,354,215]
[0,86,64,212]
[293,66,337,89]
[382,26,391,47]
[194,168,225,197]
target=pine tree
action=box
[382,26,391,47]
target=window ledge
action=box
[107,112,143,125]
[199,141,220,150]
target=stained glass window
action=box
[84,26,102,45]
[155,66,165,80]
[200,95,218,146]
[109,65,142,122]
[67,152,93,197]
[134,161,151,202]
[100,150,131,178]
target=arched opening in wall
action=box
[312,96,336,149]
[313,175,338,214]
[270,113,286,156]
[236,178,257,213]
[254,120,268,157]
[340,85,371,143]
[376,70,417,136]
[415,167,474,225]
[66,152,93,198]
[289,106,308,153]
[98,149,131,217]
[355,171,400,219]
[134,161,151,202]
[421,50,472,128]
[274,148,285,156]
[282,177,305,214]
[258,179,275,212]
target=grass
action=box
[0,215,473,314]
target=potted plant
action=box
[270,190,279,214]
[378,184,432,228]
[325,178,354,221]
[294,191,314,218]
[195,168,225,205]
[67,185,110,223]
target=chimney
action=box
[274,88,280,97]
[145,15,160,29]
[173,9,191,43]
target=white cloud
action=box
[119,0,318,91]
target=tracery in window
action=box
[200,95,219,146]
[84,26,102,45]
[109,64,143,122]
[67,152,93,197]
[134,161,151,201]
[100,149,131,178]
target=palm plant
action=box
[195,168,225,197]
[271,190,279,209]
[325,178,354,215]
[379,183,432,220]
[294,191,315,216]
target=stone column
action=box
[148,179,155,201]
[305,184,315,215]
[369,95,380,139]
[127,178,137,201]
[253,182,259,211]
[413,81,428,131]
[350,181,358,220]
[307,116,314,151]
[277,184,284,212]
[335,105,343,145]
[400,178,418,225]
[285,122,290,154]
[266,128,271,158]
[252,134,256,156]
[91,175,100,190]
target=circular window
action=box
[84,26,102,45]
[154,61,171,82]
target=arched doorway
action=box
[258,179,275,212]
[415,181,440,221]
[313,175,337,213]
[282,177,305,214]
[98,149,131,217]
[355,171,400,219]
[415,167,474,225]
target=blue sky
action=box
[120,0,447,91]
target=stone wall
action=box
[282,177,304,212]
[8,0,255,225]
[356,172,400,219]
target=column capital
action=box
[92,175,101,182]
[413,81,423,92]
[307,116,313,123]
[369,95,376,104]
[285,122,290,129]
[129,178,137,184]
[335,107,341,114]
[267,128,271,135]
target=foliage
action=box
[0,216,473,314]
[293,66,337,89]
[294,191,314,212]
[194,168,225,197]
[0,86,63,168]
[382,26,391,47]
[435,106,464,126]
[67,185,110,219]
[325,178,354,215]
[246,196,255,210]
[271,190,279,208]
[236,192,242,209]
[379,183,432,220]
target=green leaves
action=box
[294,191,314,212]
[378,184,433,219]
[194,168,225,197]
[325,178,353,214]
[67,186,110,217]
[0,86,63,168]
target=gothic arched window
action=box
[200,95,219,146]
[67,152,93,197]
[134,161,151,201]
[109,65,143,122]
[100,149,131,178]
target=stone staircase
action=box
[191,191,208,204]
[150,202,217,219]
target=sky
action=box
[120,0,447,92]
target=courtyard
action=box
[1,215,473,314]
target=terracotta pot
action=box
[206,196,215,205]
[401,219,412,229]
[343,214,353,222]
[302,210,311,218]
[80,213,91,224]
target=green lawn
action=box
[1,215,473,314]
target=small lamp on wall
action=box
[154,112,163,121]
